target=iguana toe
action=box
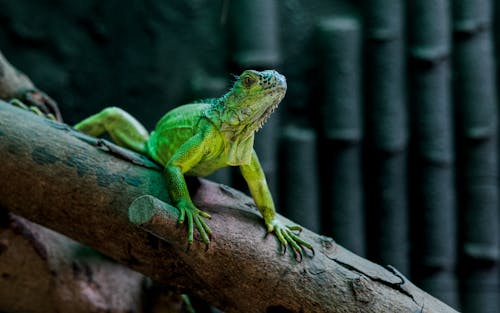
[177,203,211,246]
[267,219,313,261]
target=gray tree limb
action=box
[0,50,62,121]
[0,50,189,313]
[0,212,152,313]
[0,101,458,313]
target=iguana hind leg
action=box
[74,107,149,154]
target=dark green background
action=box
[1,1,499,312]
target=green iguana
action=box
[74,69,313,259]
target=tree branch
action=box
[0,212,154,313]
[0,101,457,313]
[0,50,62,121]
[0,51,189,313]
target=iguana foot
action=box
[176,201,212,246]
[9,98,57,120]
[267,219,314,262]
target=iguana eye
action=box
[242,75,255,88]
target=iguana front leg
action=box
[240,150,313,260]
[74,107,211,245]
[163,133,212,245]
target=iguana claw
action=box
[267,219,314,261]
[177,202,212,245]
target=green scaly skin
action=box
[74,70,313,260]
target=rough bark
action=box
[0,47,457,312]
[0,212,149,313]
[0,101,459,313]
[0,51,189,313]
[0,210,193,313]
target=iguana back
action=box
[147,102,213,166]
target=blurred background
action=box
[1,0,499,312]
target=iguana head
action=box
[214,69,287,137]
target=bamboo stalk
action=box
[407,0,459,308]
[279,125,320,232]
[452,1,500,312]
[362,0,410,275]
[496,2,500,71]
[316,17,364,256]
[320,141,364,254]
[226,0,280,67]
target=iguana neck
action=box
[206,93,255,141]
